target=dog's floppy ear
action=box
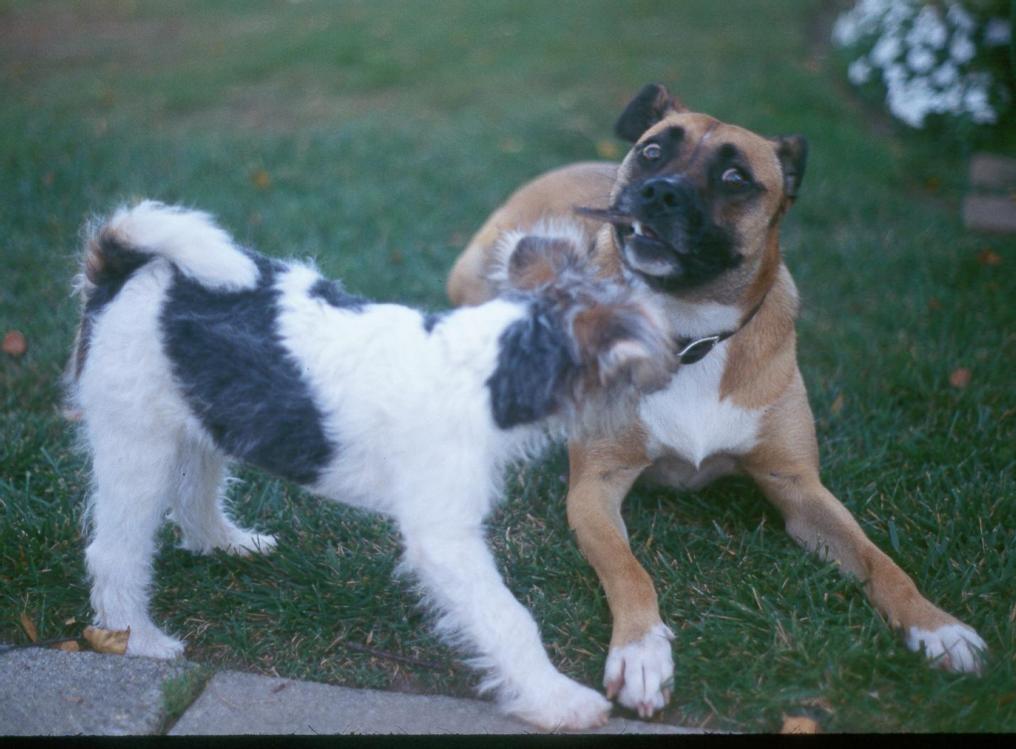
[493,229,589,292]
[507,236,571,290]
[571,301,673,391]
[614,83,688,143]
[773,134,808,200]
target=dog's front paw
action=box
[223,530,277,557]
[124,626,185,659]
[508,675,612,732]
[907,622,987,674]
[604,622,675,719]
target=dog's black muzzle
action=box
[609,175,740,292]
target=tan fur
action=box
[448,162,617,306]
[447,100,981,705]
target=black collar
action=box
[674,293,767,365]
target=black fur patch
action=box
[309,278,366,310]
[616,175,743,292]
[422,311,447,333]
[76,235,152,377]
[161,254,335,485]
[486,302,577,429]
[614,82,676,142]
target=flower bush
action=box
[832,0,1013,132]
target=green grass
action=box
[2,0,1014,733]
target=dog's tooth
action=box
[633,221,644,236]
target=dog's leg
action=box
[398,519,611,731]
[565,434,674,718]
[84,428,184,659]
[169,441,276,556]
[741,372,986,673]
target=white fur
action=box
[640,341,762,469]
[907,624,987,674]
[603,623,674,718]
[104,201,260,290]
[71,207,626,731]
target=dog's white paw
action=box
[603,622,675,719]
[508,675,612,732]
[124,625,185,659]
[223,530,277,557]
[907,623,987,674]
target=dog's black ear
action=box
[774,135,808,200]
[614,83,688,143]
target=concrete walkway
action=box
[0,646,701,736]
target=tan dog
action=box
[447,83,986,719]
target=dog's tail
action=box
[77,200,259,298]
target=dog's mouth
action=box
[575,206,683,280]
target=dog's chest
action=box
[639,343,761,468]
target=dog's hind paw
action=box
[507,676,612,731]
[907,623,987,674]
[603,622,675,719]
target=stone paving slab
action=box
[0,647,197,736]
[169,669,699,735]
[969,152,1016,191]
[963,194,1016,234]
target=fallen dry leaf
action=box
[3,330,27,357]
[927,297,942,311]
[52,640,80,652]
[977,248,1002,267]
[595,139,620,160]
[949,367,972,389]
[83,625,130,655]
[830,393,845,415]
[19,612,38,642]
[250,169,271,190]
[781,715,821,734]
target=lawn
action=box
[1,0,1014,733]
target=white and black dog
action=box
[66,201,675,730]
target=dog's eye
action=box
[640,143,662,161]
[721,167,749,187]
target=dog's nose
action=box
[637,177,687,215]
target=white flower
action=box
[950,34,976,64]
[906,46,936,74]
[946,2,975,34]
[940,86,963,112]
[871,34,902,67]
[833,0,899,47]
[834,0,1005,129]
[964,82,997,123]
[884,63,907,87]
[848,58,873,85]
[887,77,929,127]
[984,18,1011,47]
[908,5,948,50]
[931,62,959,88]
